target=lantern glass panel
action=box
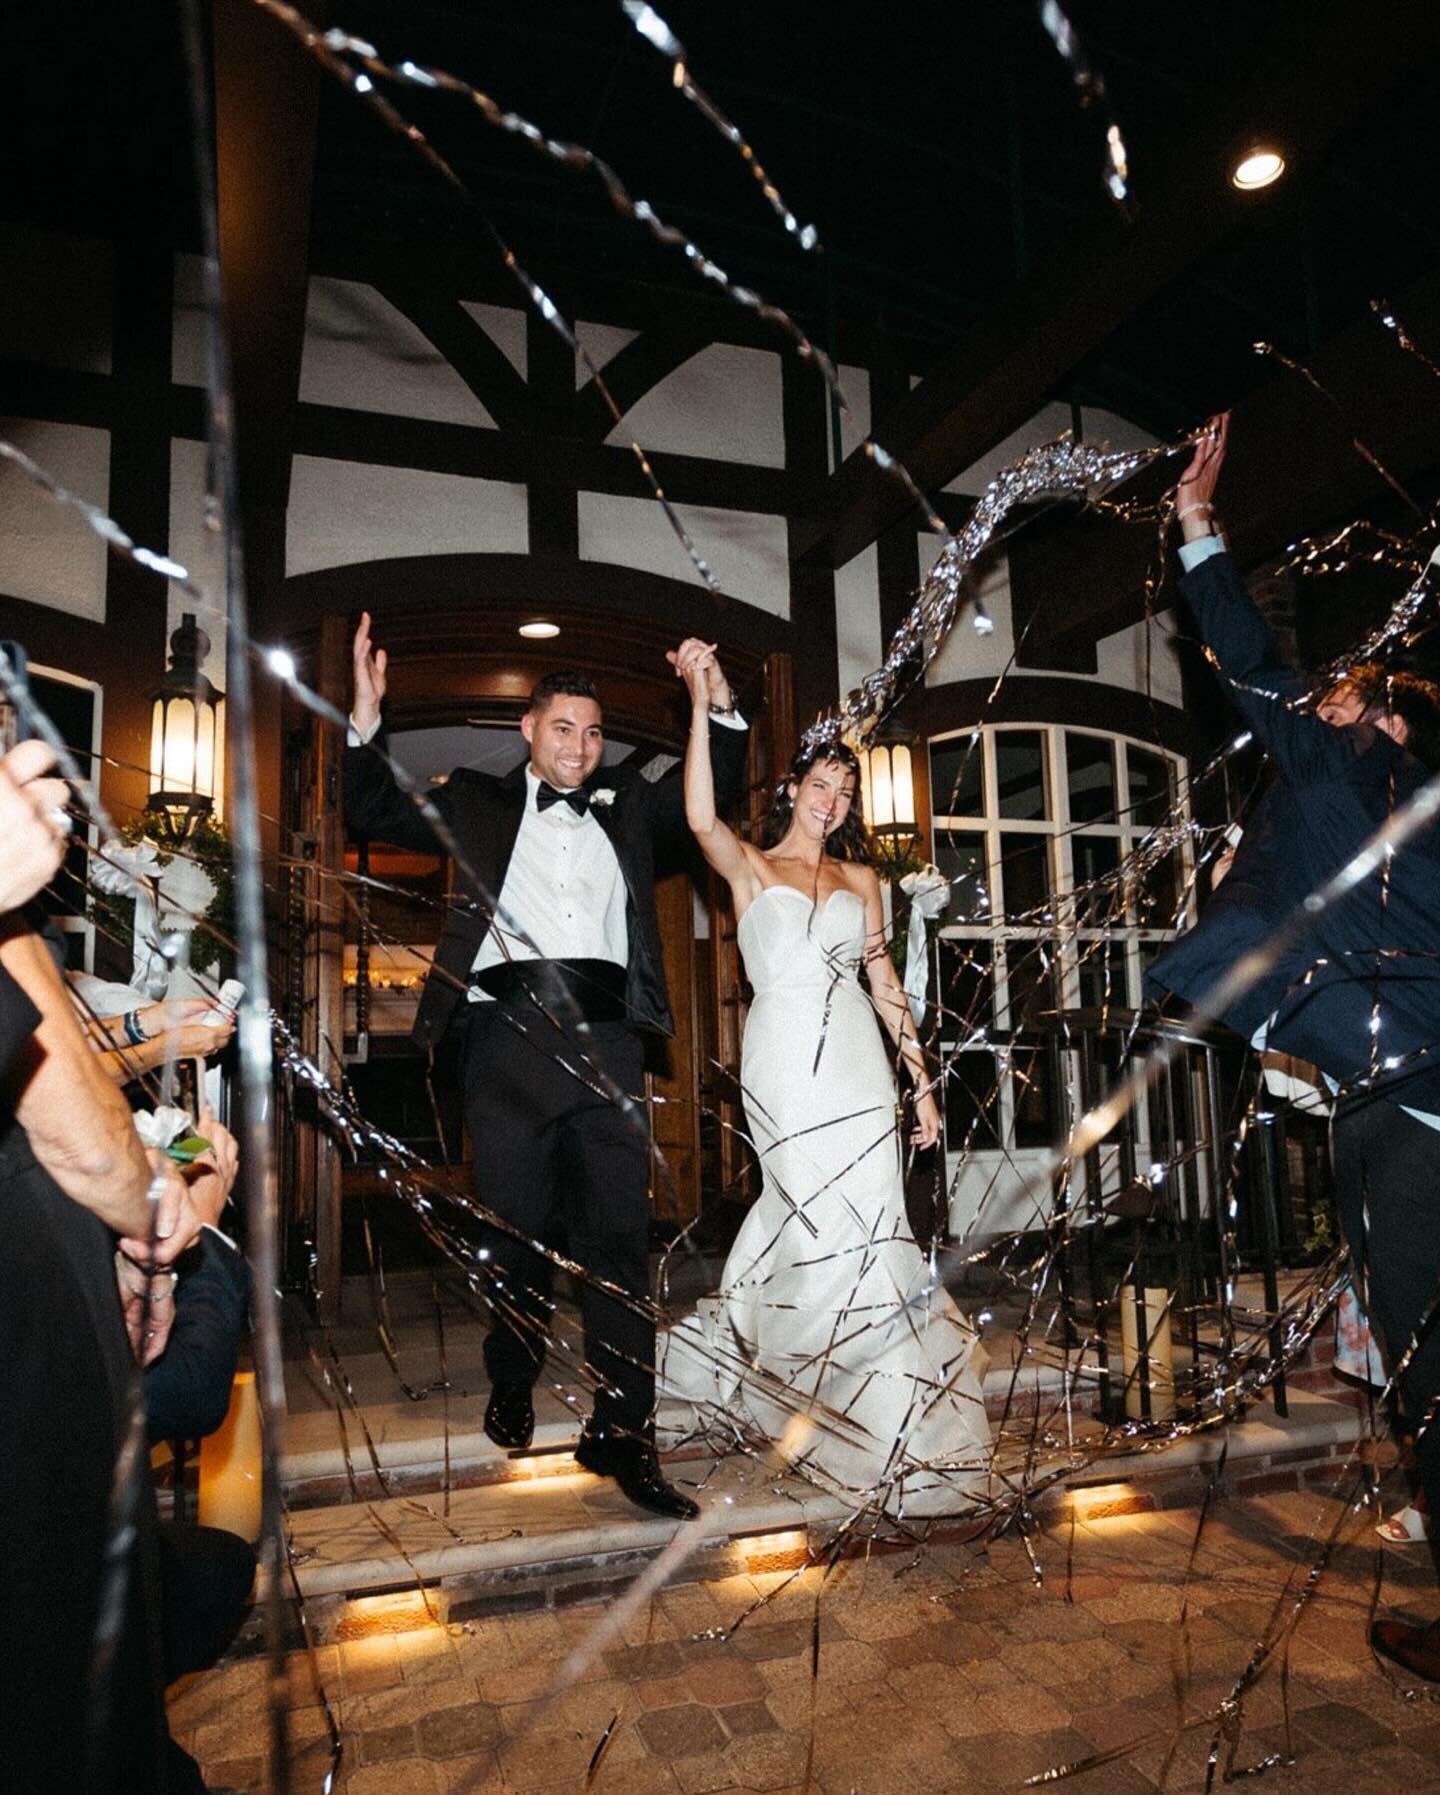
[162,697,197,793]
[867,748,895,828]
[150,698,165,793]
[193,701,215,800]
[212,698,225,821]
[888,744,915,832]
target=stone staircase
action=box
[262,1272,1373,1645]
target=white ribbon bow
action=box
[90,837,168,996]
[898,863,950,1025]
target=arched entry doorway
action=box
[269,556,795,1318]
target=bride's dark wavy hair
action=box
[759,741,874,863]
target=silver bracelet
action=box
[708,698,737,718]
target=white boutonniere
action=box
[133,1105,196,1151]
[589,787,616,809]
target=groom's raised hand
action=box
[352,610,389,739]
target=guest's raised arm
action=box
[0,919,202,1256]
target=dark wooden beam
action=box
[792,1,1440,572]
[377,282,533,435]
[0,364,802,518]
[526,304,580,560]
[99,0,176,827]
[782,349,838,727]
[213,0,328,519]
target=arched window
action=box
[929,723,1193,1160]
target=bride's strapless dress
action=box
[657,884,992,1516]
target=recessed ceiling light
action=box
[518,620,560,639]
[1230,146,1285,191]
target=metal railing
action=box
[1018,1006,1293,1422]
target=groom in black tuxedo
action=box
[343,616,749,1517]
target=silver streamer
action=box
[249,1,999,629]
[251,0,724,596]
[619,2,821,251]
[807,433,1167,753]
[1037,0,1131,206]
[6,1,1440,1781]
[175,0,297,1783]
[1372,295,1440,384]
[1255,339,1427,522]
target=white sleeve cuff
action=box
[1178,536,1225,573]
[201,1220,241,1254]
[347,714,382,747]
[712,711,748,731]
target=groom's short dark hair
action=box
[528,671,601,715]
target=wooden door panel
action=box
[708,651,795,1205]
[648,866,700,1226]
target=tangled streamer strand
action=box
[619,2,820,250]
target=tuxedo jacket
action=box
[1146,549,1440,1114]
[344,724,751,1046]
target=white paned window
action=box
[928,724,1193,1160]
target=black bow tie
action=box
[537,780,590,816]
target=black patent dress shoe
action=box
[484,1379,535,1450]
[574,1428,701,1520]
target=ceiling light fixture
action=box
[1230,144,1285,191]
[518,620,561,639]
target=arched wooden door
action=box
[276,592,793,1318]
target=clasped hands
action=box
[668,637,733,712]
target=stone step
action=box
[280,1355,1147,1506]
[267,1385,1367,1647]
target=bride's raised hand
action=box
[667,638,717,710]
[911,1088,942,1150]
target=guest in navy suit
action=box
[144,1223,255,1690]
[343,617,750,1517]
[1147,415,1440,1676]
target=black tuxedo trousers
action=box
[1332,1096,1440,1521]
[463,1001,654,1437]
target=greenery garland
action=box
[90,815,236,980]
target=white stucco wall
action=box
[167,438,227,686]
[603,344,785,469]
[834,541,882,698]
[575,320,638,386]
[459,301,527,380]
[0,418,110,621]
[944,401,1158,496]
[287,456,527,576]
[577,492,789,617]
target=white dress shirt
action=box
[469,767,629,999]
[347,710,747,1001]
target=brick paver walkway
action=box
[171,1488,1440,1794]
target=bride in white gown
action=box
[657,653,992,1517]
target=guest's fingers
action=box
[26,777,71,831]
[1,738,59,786]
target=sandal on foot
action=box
[1377,1504,1429,1543]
